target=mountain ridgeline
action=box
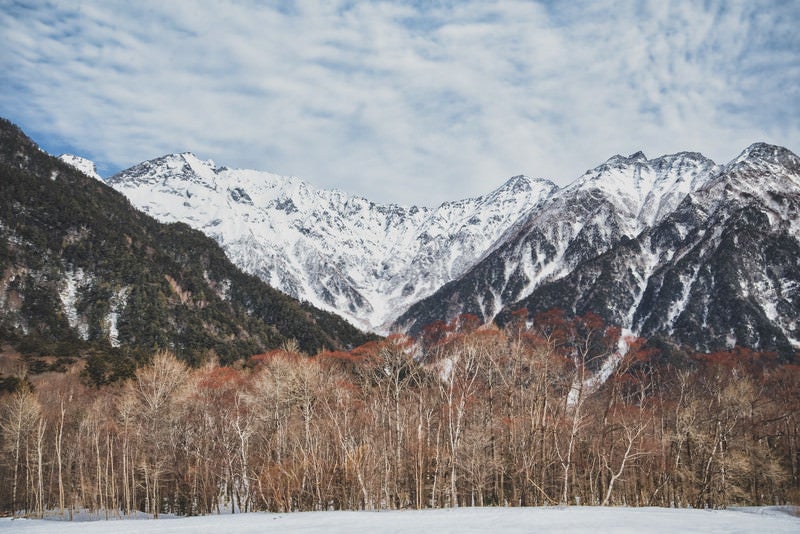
[106,138,800,359]
[400,145,800,358]
[0,118,374,373]
[107,154,558,332]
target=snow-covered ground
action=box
[2,506,798,533]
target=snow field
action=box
[2,506,799,534]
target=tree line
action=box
[1,311,798,517]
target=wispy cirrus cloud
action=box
[1,0,798,205]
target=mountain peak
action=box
[499,175,534,192]
[505,174,529,185]
[652,151,713,165]
[179,151,216,170]
[109,160,556,331]
[108,151,221,189]
[58,154,102,180]
[606,151,648,166]
[731,142,800,169]
[492,175,558,199]
[720,143,800,193]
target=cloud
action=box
[1,0,798,206]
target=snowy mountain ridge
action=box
[106,153,557,331]
[0,115,372,361]
[399,142,800,356]
[100,142,800,353]
[58,153,102,180]
[395,148,723,330]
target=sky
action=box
[1,1,798,206]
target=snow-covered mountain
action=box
[0,118,372,362]
[107,154,556,331]
[401,143,800,356]
[58,153,102,180]
[106,142,800,354]
[394,150,719,329]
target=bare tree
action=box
[0,387,42,516]
[129,351,189,518]
[438,333,483,507]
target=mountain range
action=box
[0,118,373,376]
[402,144,800,358]
[103,141,800,357]
[4,113,798,361]
[106,153,556,332]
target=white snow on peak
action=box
[731,142,797,165]
[108,155,557,332]
[463,151,723,322]
[566,150,719,232]
[58,154,102,181]
[107,144,800,337]
[723,143,800,193]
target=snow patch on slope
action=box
[106,287,130,348]
[59,268,90,340]
[567,329,633,407]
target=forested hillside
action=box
[0,118,374,382]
